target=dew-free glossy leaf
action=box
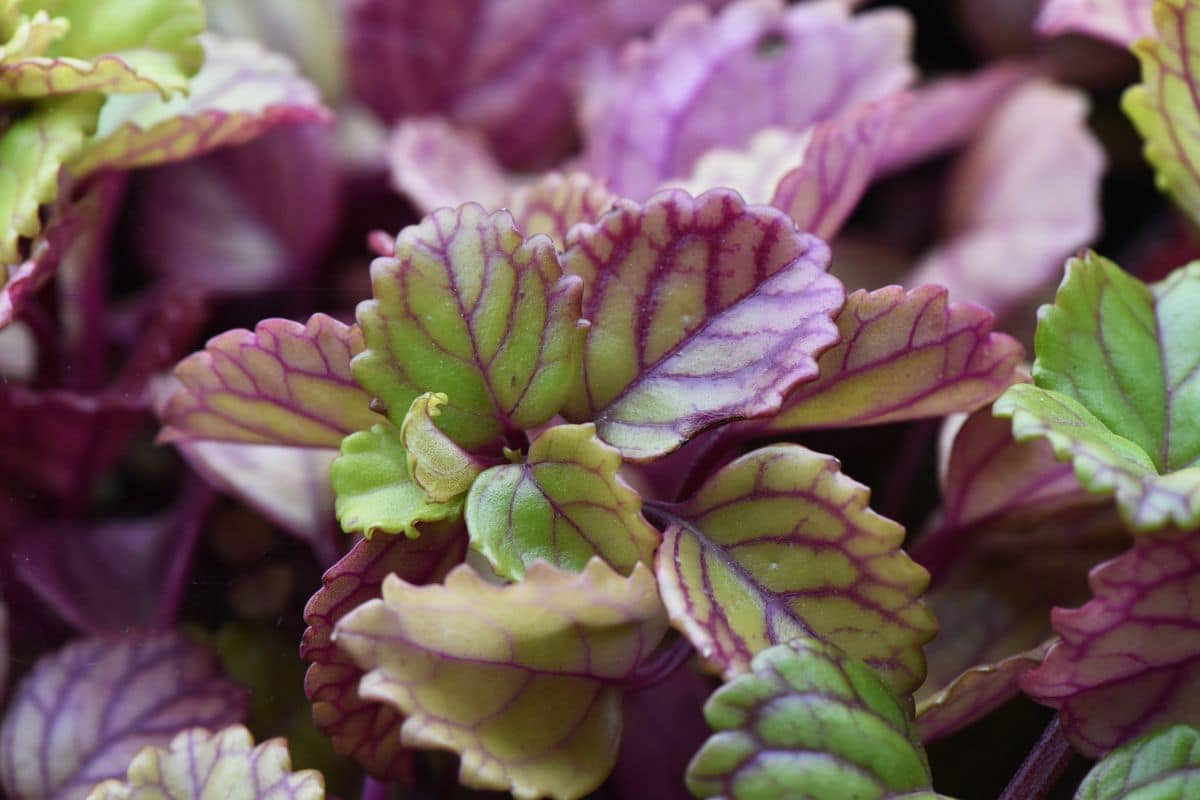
[0,632,247,800]
[334,558,668,800]
[70,34,327,177]
[1022,533,1200,757]
[354,203,586,452]
[331,423,462,538]
[465,423,659,580]
[1037,0,1154,47]
[995,253,1200,531]
[87,725,324,800]
[1075,724,1200,800]
[1125,0,1200,226]
[401,393,489,503]
[687,637,943,800]
[301,523,466,779]
[759,285,1022,433]
[655,444,935,693]
[161,314,378,448]
[561,189,843,461]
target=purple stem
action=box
[360,777,391,800]
[623,637,695,691]
[876,419,938,524]
[998,716,1075,800]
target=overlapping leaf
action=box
[1022,533,1200,757]
[301,524,466,779]
[466,423,659,580]
[995,253,1200,531]
[504,172,617,250]
[160,314,378,448]
[354,203,586,452]
[401,393,489,503]
[655,444,935,694]
[334,558,668,800]
[1037,0,1154,47]
[388,117,511,214]
[1075,724,1200,799]
[86,725,324,800]
[687,638,945,800]
[0,631,246,799]
[560,189,844,461]
[757,285,1022,433]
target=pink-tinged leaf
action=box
[909,80,1104,318]
[70,34,329,178]
[387,117,511,214]
[560,189,844,461]
[161,314,379,448]
[757,285,1022,433]
[0,183,84,328]
[1022,533,1200,757]
[504,172,618,250]
[0,631,247,800]
[301,524,466,779]
[655,444,935,694]
[1037,0,1154,47]
[87,725,324,800]
[335,558,668,799]
[667,127,810,205]
[580,0,915,199]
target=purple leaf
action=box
[909,80,1104,318]
[1036,0,1154,47]
[580,0,915,199]
[1022,532,1200,757]
[0,631,247,800]
[300,524,466,778]
[387,117,511,214]
[560,189,844,461]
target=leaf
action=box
[560,189,844,461]
[465,423,659,580]
[687,637,944,800]
[655,444,935,694]
[331,423,462,538]
[757,285,1023,433]
[503,171,618,250]
[579,0,915,199]
[160,314,379,448]
[1021,532,1200,757]
[0,0,204,100]
[1075,724,1200,800]
[0,8,69,63]
[334,558,668,800]
[668,126,810,205]
[301,523,466,779]
[0,631,247,800]
[1037,0,1155,47]
[1125,0,1200,226]
[86,725,324,800]
[354,202,586,451]
[994,253,1200,531]
[70,34,328,177]
[387,116,511,214]
[401,392,489,503]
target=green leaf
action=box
[331,423,461,538]
[354,203,587,452]
[0,6,68,63]
[994,252,1200,531]
[0,0,205,100]
[687,638,947,800]
[1076,724,1200,800]
[465,423,659,580]
[400,392,489,503]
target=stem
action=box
[624,637,695,691]
[876,419,938,524]
[360,777,391,800]
[997,716,1074,800]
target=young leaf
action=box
[401,393,489,502]
[0,632,247,799]
[302,523,466,779]
[160,314,379,448]
[757,285,1022,433]
[70,34,328,177]
[655,444,935,694]
[334,558,668,800]
[1037,0,1155,47]
[560,189,844,461]
[1075,724,1200,800]
[687,637,945,800]
[465,423,659,580]
[1125,0,1200,227]
[354,203,586,451]
[1022,532,1200,757]
[0,0,204,100]
[86,725,324,800]
[994,253,1200,531]
[504,172,618,250]
[332,423,462,538]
